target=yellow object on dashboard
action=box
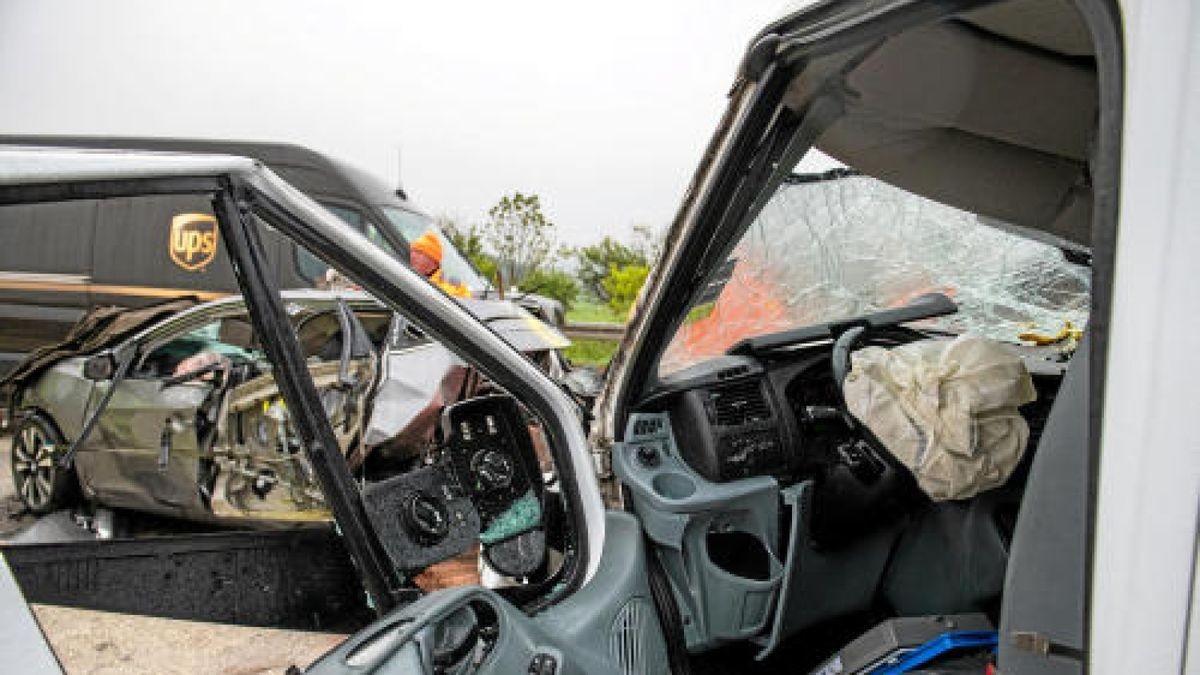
[1018,321,1084,346]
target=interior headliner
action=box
[787,0,1097,248]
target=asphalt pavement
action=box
[0,435,350,674]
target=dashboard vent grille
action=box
[711,381,771,426]
[609,597,669,675]
[716,365,751,380]
[631,416,665,438]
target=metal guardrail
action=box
[562,322,625,341]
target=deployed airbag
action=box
[843,336,1036,500]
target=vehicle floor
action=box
[689,611,883,674]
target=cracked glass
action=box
[660,171,1091,376]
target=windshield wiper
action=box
[727,292,958,356]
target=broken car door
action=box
[74,325,222,515]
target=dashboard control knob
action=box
[471,449,515,492]
[401,491,450,545]
[528,653,558,675]
[635,445,660,468]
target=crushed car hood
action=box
[459,298,570,353]
[0,296,200,390]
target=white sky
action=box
[0,1,800,246]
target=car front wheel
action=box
[12,413,75,515]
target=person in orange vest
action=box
[409,230,471,298]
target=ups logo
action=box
[169,213,219,272]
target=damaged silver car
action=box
[4,290,569,524]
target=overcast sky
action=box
[0,1,800,246]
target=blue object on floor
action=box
[869,630,998,674]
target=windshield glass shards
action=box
[660,171,1090,376]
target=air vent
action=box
[711,380,771,426]
[631,417,665,437]
[716,364,751,380]
[609,597,669,675]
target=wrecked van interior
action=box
[0,0,1129,672]
[593,0,1114,671]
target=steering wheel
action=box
[830,324,931,418]
[830,325,867,427]
[813,324,927,547]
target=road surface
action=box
[0,435,349,674]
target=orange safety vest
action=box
[431,269,471,298]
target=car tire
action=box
[11,413,76,515]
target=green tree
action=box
[575,237,645,302]
[603,264,650,314]
[439,216,499,284]
[482,192,556,286]
[574,225,663,301]
[518,268,579,309]
[629,224,664,263]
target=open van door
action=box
[305,512,671,675]
[202,154,674,673]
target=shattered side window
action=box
[660,172,1091,375]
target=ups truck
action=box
[0,136,560,383]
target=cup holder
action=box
[652,472,696,500]
[706,531,773,581]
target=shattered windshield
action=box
[660,171,1090,376]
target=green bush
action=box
[518,268,579,309]
[474,256,499,285]
[563,339,620,367]
[602,264,650,315]
[575,237,646,301]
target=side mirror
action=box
[83,353,116,381]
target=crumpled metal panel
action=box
[661,172,1091,375]
[362,343,465,449]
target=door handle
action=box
[158,425,171,472]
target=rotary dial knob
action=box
[401,491,450,545]
[470,449,514,492]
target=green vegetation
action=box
[441,219,499,282]
[563,338,620,367]
[517,268,579,309]
[575,237,646,302]
[484,192,556,284]
[573,226,661,303]
[566,301,626,324]
[603,264,650,314]
[684,301,715,324]
[441,204,661,322]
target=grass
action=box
[684,301,715,324]
[563,339,620,367]
[566,300,625,325]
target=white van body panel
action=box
[1093,1,1200,671]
